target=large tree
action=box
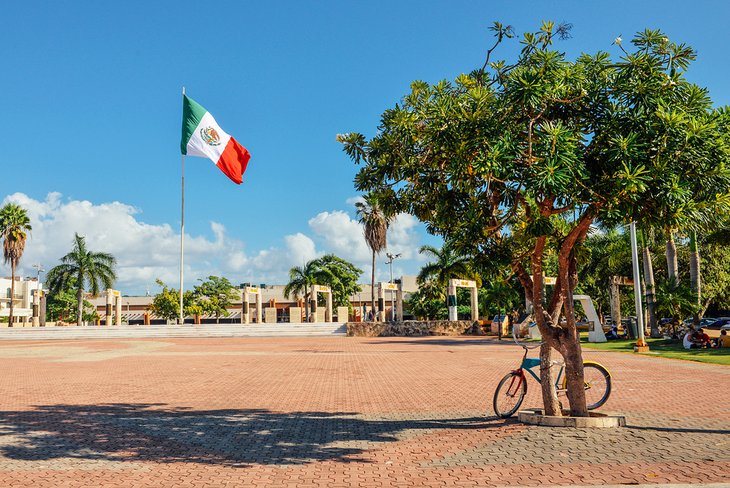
[192,276,239,323]
[46,233,117,326]
[340,23,730,416]
[0,203,32,327]
[355,194,392,320]
[417,242,477,290]
[315,254,363,307]
[284,259,335,321]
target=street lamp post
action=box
[385,252,401,322]
[32,264,44,327]
[32,264,44,293]
[629,222,649,352]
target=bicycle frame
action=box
[508,346,567,393]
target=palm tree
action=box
[356,194,392,321]
[640,228,660,337]
[46,233,117,326]
[417,241,477,291]
[0,204,32,327]
[283,259,333,321]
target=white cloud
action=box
[1,192,430,294]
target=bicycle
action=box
[492,324,612,418]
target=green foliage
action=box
[697,241,730,315]
[284,255,363,310]
[192,276,239,321]
[340,22,730,415]
[149,279,197,321]
[0,203,32,268]
[45,278,96,323]
[654,277,698,321]
[45,233,117,326]
[315,254,363,307]
[417,242,478,289]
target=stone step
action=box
[0,323,347,340]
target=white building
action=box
[0,276,43,326]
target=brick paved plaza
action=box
[0,336,728,487]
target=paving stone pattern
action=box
[0,336,727,487]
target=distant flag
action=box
[181,95,251,184]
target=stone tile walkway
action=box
[0,336,727,487]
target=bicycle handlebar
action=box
[513,320,542,350]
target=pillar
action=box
[377,285,386,322]
[326,292,333,322]
[396,283,404,322]
[470,286,479,322]
[105,289,113,326]
[115,295,122,325]
[447,281,457,321]
[241,290,249,324]
[309,289,317,323]
[609,277,621,328]
[255,292,262,324]
[32,289,40,327]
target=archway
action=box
[447,279,479,321]
[241,286,262,324]
[105,289,122,325]
[309,285,333,323]
[377,282,403,322]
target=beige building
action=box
[88,276,419,325]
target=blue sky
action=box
[2,1,730,294]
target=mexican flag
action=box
[181,95,251,184]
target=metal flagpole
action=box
[179,86,186,325]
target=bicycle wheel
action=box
[493,372,527,418]
[561,362,611,410]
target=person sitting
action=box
[683,327,697,349]
[695,328,712,348]
[714,329,730,348]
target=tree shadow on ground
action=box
[0,404,494,467]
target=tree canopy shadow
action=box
[0,403,493,467]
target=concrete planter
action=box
[518,408,626,428]
[346,320,482,337]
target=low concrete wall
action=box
[346,320,482,337]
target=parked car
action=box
[682,317,719,328]
[704,317,730,330]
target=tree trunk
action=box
[76,286,84,326]
[563,255,588,417]
[538,342,562,415]
[666,233,679,283]
[8,262,15,327]
[689,230,701,317]
[370,250,376,321]
[641,230,659,337]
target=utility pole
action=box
[385,252,401,322]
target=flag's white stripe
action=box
[186,111,232,164]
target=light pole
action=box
[32,264,44,327]
[32,264,45,293]
[629,222,649,352]
[385,252,401,322]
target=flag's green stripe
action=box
[181,95,208,155]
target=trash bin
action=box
[627,318,637,340]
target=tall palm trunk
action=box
[665,233,679,283]
[76,285,84,326]
[689,230,701,317]
[9,262,15,327]
[641,229,659,337]
[370,250,376,321]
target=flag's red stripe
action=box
[216,137,251,184]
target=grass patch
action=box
[581,336,730,366]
